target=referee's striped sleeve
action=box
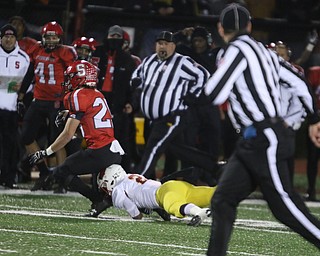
[204,45,246,105]
[279,60,319,121]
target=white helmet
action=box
[97,164,126,195]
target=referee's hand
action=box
[309,122,320,147]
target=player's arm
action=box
[113,188,143,219]
[18,62,34,100]
[49,117,80,152]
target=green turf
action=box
[1,192,320,256]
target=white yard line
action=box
[0,207,281,256]
[0,227,272,256]
[1,189,319,208]
[0,249,18,253]
[76,250,127,255]
[0,228,206,251]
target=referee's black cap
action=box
[219,3,251,31]
[156,31,176,44]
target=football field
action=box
[0,189,319,256]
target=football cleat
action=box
[188,215,202,227]
[30,173,54,191]
[187,208,211,227]
[85,197,112,218]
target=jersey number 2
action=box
[93,98,113,128]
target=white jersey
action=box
[112,174,161,218]
[0,43,30,111]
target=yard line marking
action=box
[0,228,206,252]
[227,252,270,256]
[0,209,155,222]
[0,228,273,256]
[0,209,293,232]
[0,249,18,253]
[237,226,293,234]
[77,250,127,255]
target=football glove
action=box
[29,150,47,165]
[17,99,26,118]
[55,110,69,128]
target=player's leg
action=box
[207,153,254,256]
[137,114,186,178]
[21,102,51,190]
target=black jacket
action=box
[93,45,137,115]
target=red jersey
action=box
[18,37,38,55]
[64,87,115,149]
[307,66,320,109]
[29,43,77,101]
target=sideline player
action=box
[17,21,77,191]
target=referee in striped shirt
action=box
[205,4,320,255]
[131,31,210,179]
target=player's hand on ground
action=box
[29,150,47,165]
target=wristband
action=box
[306,43,315,52]
[46,146,54,156]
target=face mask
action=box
[107,38,123,51]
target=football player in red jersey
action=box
[29,60,124,217]
[72,36,98,63]
[17,21,77,191]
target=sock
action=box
[185,203,202,217]
[68,176,102,202]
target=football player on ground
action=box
[97,164,215,226]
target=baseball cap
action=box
[156,31,175,43]
[219,3,251,31]
[108,25,123,37]
[0,24,17,38]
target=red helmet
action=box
[267,41,291,61]
[72,36,97,61]
[72,36,97,51]
[267,42,276,50]
[64,60,99,91]
[41,21,63,51]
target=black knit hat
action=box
[219,3,251,31]
[191,27,209,40]
[156,31,175,43]
[0,24,17,38]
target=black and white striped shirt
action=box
[204,34,318,129]
[131,52,210,120]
